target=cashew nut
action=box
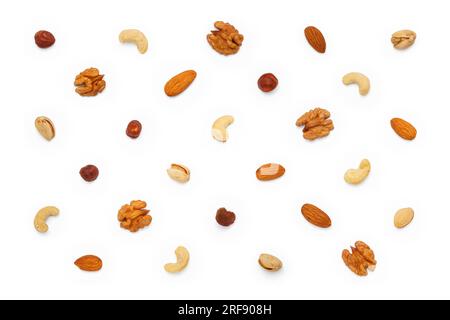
[119,29,148,54]
[344,159,371,184]
[34,206,59,233]
[342,72,370,96]
[164,246,189,273]
[212,115,234,142]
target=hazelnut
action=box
[79,165,99,182]
[215,208,236,227]
[126,120,142,139]
[257,73,278,92]
[34,30,55,48]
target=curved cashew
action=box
[342,72,370,96]
[119,29,148,54]
[164,246,189,273]
[344,159,371,184]
[212,115,234,142]
[34,206,59,233]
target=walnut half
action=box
[296,107,334,140]
[342,241,377,276]
[74,67,106,97]
[207,21,244,55]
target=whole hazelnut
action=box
[126,120,142,139]
[79,165,99,182]
[34,30,55,48]
[257,73,278,92]
[215,208,236,227]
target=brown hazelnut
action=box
[79,165,99,182]
[126,120,142,139]
[34,30,55,48]
[215,208,236,226]
[257,73,278,92]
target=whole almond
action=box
[390,118,417,140]
[394,207,414,228]
[304,26,326,53]
[35,116,55,141]
[301,203,332,228]
[74,255,102,272]
[164,70,197,97]
[256,163,285,181]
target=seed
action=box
[258,254,282,271]
[257,73,278,92]
[126,120,142,138]
[79,165,99,182]
[215,208,236,226]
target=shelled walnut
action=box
[207,21,243,55]
[118,200,152,232]
[74,67,106,96]
[296,107,334,140]
[342,241,377,276]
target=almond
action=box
[390,118,417,140]
[164,70,197,97]
[256,163,285,181]
[74,255,102,272]
[301,203,331,228]
[304,26,326,53]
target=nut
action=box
[342,72,370,96]
[79,164,99,182]
[258,254,282,272]
[258,73,278,92]
[74,67,106,97]
[35,116,55,141]
[34,30,55,48]
[119,29,148,54]
[215,208,236,226]
[344,159,371,185]
[391,30,416,49]
[164,70,197,97]
[74,255,103,272]
[296,108,334,140]
[394,207,414,228]
[126,120,142,139]
[390,118,417,140]
[207,21,244,55]
[118,200,152,232]
[212,115,234,142]
[167,164,190,183]
[342,241,377,276]
[301,203,332,228]
[304,26,326,53]
[164,246,189,273]
[34,206,59,233]
[256,163,285,181]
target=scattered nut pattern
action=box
[118,200,152,232]
[344,159,371,185]
[164,70,197,97]
[296,108,334,140]
[35,116,55,141]
[256,163,285,181]
[390,117,417,140]
[258,254,282,272]
[34,206,59,233]
[74,68,106,96]
[207,21,243,55]
[212,115,234,142]
[216,208,236,226]
[119,29,148,54]
[342,72,370,96]
[126,120,142,139]
[391,30,416,49]
[79,164,99,182]
[34,30,55,48]
[258,73,278,92]
[167,164,190,183]
[304,26,326,53]
[394,207,414,228]
[342,241,377,276]
[74,255,103,272]
[301,203,332,228]
[164,246,189,273]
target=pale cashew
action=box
[342,72,370,96]
[212,115,234,142]
[34,206,59,233]
[344,159,371,184]
[164,246,189,273]
[119,29,148,54]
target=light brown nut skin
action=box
[391,30,416,49]
[296,108,334,140]
[304,26,326,53]
[390,118,417,140]
[74,68,105,97]
[167,164,190,183]
[394,207,414,228]
[207,21,244,55]
[256,163,285,181]
[118,200,152,232]
[35,116,55,141]
[301,203,332,228]
[164,70,197,97]
[258,254,282,272]
[342,241,376,276]
[74,255,103,272]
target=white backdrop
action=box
[0,0,447,299]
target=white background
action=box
[0,0,447,299]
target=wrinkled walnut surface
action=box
[74,67,106,96]
[296,108,334,140]
[342,241,377,276]
[207,21,243,55]
[118,200,152,232]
